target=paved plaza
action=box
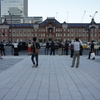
[0,55,100,100]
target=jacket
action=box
[32,42,40,53]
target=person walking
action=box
[71,37,81,68]
[31,37,40,68]
[50,41,55,55]
[87,40,95,60]
[28,41,32,55]
[0,41,6,55]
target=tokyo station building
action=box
[0,17,100,43]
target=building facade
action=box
[0,17,100,43]
[1,0,28,17]
[0,0,1,17]
[0,0,43,24]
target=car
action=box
[18,42,28,51]
[40,43,46,47]
[81,43,87,49]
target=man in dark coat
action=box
[65,40,69,55]
[50,41,55,55]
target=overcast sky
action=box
[28,0,100,23]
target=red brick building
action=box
[0,17,100,43]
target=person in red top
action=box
[28,42,32,55]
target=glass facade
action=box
[0,0,1,17]
[1,0,28,17]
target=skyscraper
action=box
[0,0,1,17]
[0,0,42,24]
[1,0,28,17]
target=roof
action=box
[40,18,61,25]
[2,18,9,25]
[68,23,89,27]
[10,23,34,27]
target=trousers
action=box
[72,51,80,67]
[31,53,38,66]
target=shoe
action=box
[35,65,38,68]
[76,66,78,68]
[32,64,35,68]
[71,66,73,68]
[92,58,95,60]
[87,57,90,59]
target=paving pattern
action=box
[0,58,24,73]
[0,55,100,100]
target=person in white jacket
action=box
[71,37,80,68]
[13,41,19,55]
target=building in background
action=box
[1,0,28,17]
[0,0,1,17]
[0,0,42,24]
[0,17,100,43]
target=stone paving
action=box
[0,55,100,100]
[0,57,24,73]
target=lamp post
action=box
[8,11,14,55]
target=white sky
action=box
[28,0,100,23]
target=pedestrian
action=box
[28,41,32,55]
[0,41,6,55]
[58,41,62,55]
[69,41,74,58]
[31,37,40,68]
[65,40,69,55]
[0,52,3,59]
[87,40,95,60]
[45,42,50,55]
[71,37,81,68]
[50,41,55,55]
[0,44,3,59]
[13,41,19,56]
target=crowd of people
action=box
[45,39,82,57]
[0,37,98,68]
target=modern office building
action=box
[0,0,1,17]
[0,0,43,24]
[1,0,28,17]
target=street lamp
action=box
[8,11,14,55]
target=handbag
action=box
[91,52,95,58]
[80,50,82,55]
[80,44,83,56]
[34,42,39,54]
[35,48,38,54]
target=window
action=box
[64,33,66,36]
[64,29,66,31]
